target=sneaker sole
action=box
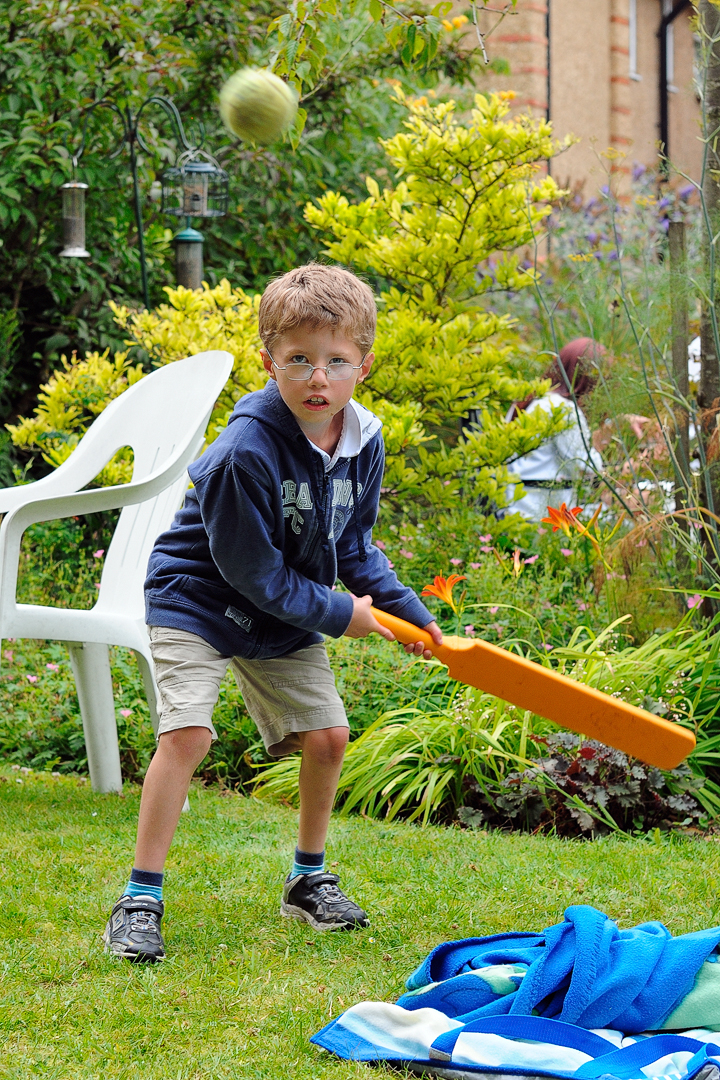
[101,929,165,963]
[280,901,369,932]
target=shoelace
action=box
[316,883,345,903]
[129,911,158,934]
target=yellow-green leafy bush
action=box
[110,279,265,439]
[305,90,568,517]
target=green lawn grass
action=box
[2,767,720,1079]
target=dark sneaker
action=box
[281,871,369,931]
[102,895,166,963]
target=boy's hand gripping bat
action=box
[370,607,695,770]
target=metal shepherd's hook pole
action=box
[126,112,150,311]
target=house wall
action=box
[463,0,702,193]
[549,0,612,190]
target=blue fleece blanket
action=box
[312,906,720,1077]
[400,904,720,1032]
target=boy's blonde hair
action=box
[258,263,376,354]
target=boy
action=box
[103,264,441,963]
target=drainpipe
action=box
[658,0,690,169]
[546,0,551,130]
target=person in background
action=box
[504,338,605,521]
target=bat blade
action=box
[371,607,695,770]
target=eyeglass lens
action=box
[283,362,358,381]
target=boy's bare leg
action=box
[134,726,213,872]
[296,726,349,852]
[283,725,368,928]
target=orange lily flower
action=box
[542,503,583,536]
[421,574,467,614]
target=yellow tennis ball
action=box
[219,68,299,144]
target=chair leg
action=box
[67,642,123,794]
[133,647,190,813]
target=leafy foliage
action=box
[7,281,264,479]
[7,349,144,482]
[306,91,569,521]
[8,96,570,521]
[459,733,704,837]
[111,281,266,437]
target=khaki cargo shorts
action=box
[148,626,348,758]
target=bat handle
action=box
[370,606,436,651]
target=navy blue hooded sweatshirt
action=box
[145,379,432,659]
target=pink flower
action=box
[542,643,554,651]
[478,534,492,542]
[399,548,414,559]
[93,549,105,559]
[387,560,394,568]
[94,583,101,589]
[375,540,386,550]
[26,675,37,683]
[450,558,463,566]
[119,709,132,718]
[538,527,547,535]
[686,594,703,610]
[443,480,451,486]
[577,601,589,611]
[3,651,12,662]
[489,606,499,614]
[464,624,475,636]
[46,663,59,672]
[469,562,481,570]
[560,548,572,557]
[480,546,493,554]
[524,555,539,565]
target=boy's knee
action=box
[158,725,213,766]
[301,725,349,765]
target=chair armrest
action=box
[0,456,193,615]
[2,473,183,531]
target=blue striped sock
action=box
[124,867,163,902]
[290,847,325,880]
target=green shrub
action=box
[306,91,567,529]
[459,733,704,837]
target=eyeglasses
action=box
[267,349,366,382]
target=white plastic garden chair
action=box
[0,349,233,794]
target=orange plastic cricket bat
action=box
[370,607,695,770]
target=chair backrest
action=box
[92,351,235,619]
[0,350,234,514]
[67,350,233,484]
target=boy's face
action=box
[261,324,374,434]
